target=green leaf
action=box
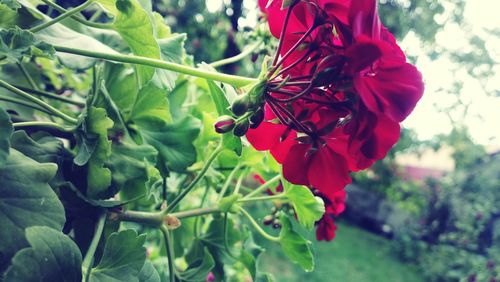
[0,26,54,63]
[0,0,21,10]
[138,260,160,282]
[81,106,114,198]
[206,80,242,155]
[0,149,64,269]
[89,229,147,282]
[239,227,265,281]
[103,63,138,120]
[4,226,82,281]
[106,140,158,197]
[10,131,71,186]
[283,181,325,230]
[130,82,172,126]
[0,106,12,166]
[139,115,201,172]
[35,23,119,69]
[279,214,314,272]
[200,216,241,263]
[178,248,215,282]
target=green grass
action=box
[258,221,424,282]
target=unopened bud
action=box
[263,215,274,225]
[231,95,251,116]
[249,107,265,129]
[272,219,281,229]
[214,115,236,133]
[233,119,250,137]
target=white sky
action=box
[206,0,500,146]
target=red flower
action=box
[243,0,423,241]
[315,189,346,241]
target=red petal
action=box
[307,145,352,195]
[282,143,311,186]
[316,215,337,241]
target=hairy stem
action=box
[239,207,280,242]
[53,45,258,87]
[0,80,78,123]
[12,85,86,106]
[237,194,286,203]
[210,40,262,68]
[160,225,176,282]
[165,144,224,213]
[31,0,94,33]
[244,174,281,198]
[82,212,107,282]
[0,95,52,115]
[40,0,113,29]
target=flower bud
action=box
[214,115,236,134]
[249,107,265,129]
[233,119,250,137]
[263,215,274,225]
[231,95,251,116]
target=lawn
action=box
[258,221,424,282]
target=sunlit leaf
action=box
[279,214,314,272]
[283,181,325,230]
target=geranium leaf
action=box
[105,140,158,197]
[0,26,54,63]
[138,260,160,282]
[0,149,64,270]
[239,227,265,281]
[279,214,314,272]
[0,0,21,10]
[4,226,82,281]
[0,106,12,166]
[89,229,147,282]
[103,63,138,120]
[76,106,114,198]
[152,33,187,90]
[139,115,201,172]
[178,247,215,282]
[283,181,325,230]
[130,82,172,126]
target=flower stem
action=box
[217,163,242,201]
[12,85,86,106]
[0,80,78,123]
[13,121,75,133]
[108,210,163,227]
[40,0,113,29]
[17,63,39,90]
[30,0,94,33]
[53,45,259,87]
[244,174,281,198]
[160,225,176,282]
[210,40,262,68]
[82,212,106,282]
[170,207,220,219]
[237,194,286,204]
[239,207,280,242]
[0,95,52,115]
[165,144,224,213]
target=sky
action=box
[206,0,500,146]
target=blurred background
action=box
[153,0,499,281]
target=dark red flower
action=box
[315,189,346,241]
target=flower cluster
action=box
[247,0,424,240]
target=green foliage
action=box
[0,106,12,166]
[0,149,64,269]
[0,27,54,63]
[4,226,82,281]
[283,181,325,230]
[178,248,215,282]
[279,214,314,272]
[89,230,150,282]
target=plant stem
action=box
[108,210,163,226]
[53,45,259,88]
[17,63,39,90]
[232,167,248,195]
[209,40,262,68]
[0,95,52,114]
[237,194,286,204]
[40,0,113,29]
[244,174,281,198]
[82,212,106,282]
[0,80,78,123]
[165,144,224,213]
[12,85,86,106]
[31,0,94,33]
[239,207,280,242]
[13,121,75,133]
[170,207,220,219]
[217,163,242,201]
[160,225,176,282]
